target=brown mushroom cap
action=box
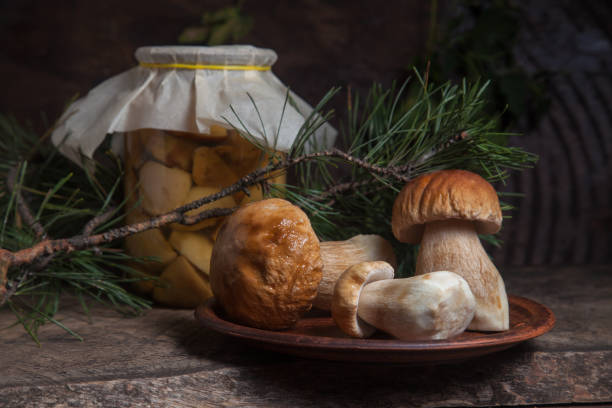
[331,261,395,338]
[392,169,502,244]
[210,198,323,330]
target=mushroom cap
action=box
[331,261,395,338]
[210,198,323,330]
[392,169,502,243]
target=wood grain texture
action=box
[494,0,612,266]
[0,266,610,407]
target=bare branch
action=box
[179,207,235,226]
[310,180,374,203]
[397,131,471,172]
[83,207,117,236]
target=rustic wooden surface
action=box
[1,265,610,407]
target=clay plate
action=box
[194,295,555,364]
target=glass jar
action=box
[50,45,336,308]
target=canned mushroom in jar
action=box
[123,126,286,307]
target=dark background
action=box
[1,0,611,266]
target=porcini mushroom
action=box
[334,269,476,340]
[330,261,395,338]
[314,235,397,310]
[209,199,397,330]
[210,198,323,330]
[391,169,509,331]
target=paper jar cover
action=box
[51,45,337,166]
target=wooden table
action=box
[1,265,610,407]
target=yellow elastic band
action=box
[139,62,271,71]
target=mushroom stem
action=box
[357,271,476,340]
[416,219,509,331]
[314,235,397,310]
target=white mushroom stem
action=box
[331,261,395,338]
[314,235,397,310]
[357,271,476,340]
[416,219,509,331]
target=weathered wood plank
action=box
[0,266,610,407]
[1,350,610,408]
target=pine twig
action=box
[397,130,471,172]
[305,135,476,205]
[308,132,469,204]
[83,206,117,256]
[325,148,412,183]
[82,207,117,236]
[174,147,412,217]
[311,180,375,203]
[0,147,412,304]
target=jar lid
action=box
[135,45,278,68]
[51,44,336,167]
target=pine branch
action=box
[0,114,155,340]
[0,146,417,305]
[289,75,537,275]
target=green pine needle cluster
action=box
[282,72,537,277]
[0,116,150,344]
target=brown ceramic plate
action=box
[194,295,554,364]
